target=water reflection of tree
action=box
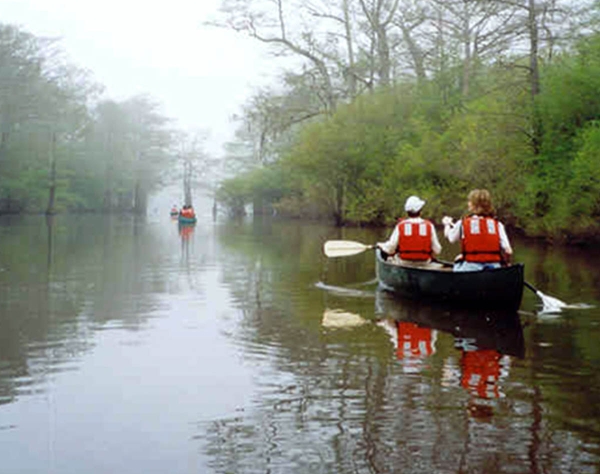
[516,237,600,463]
[0,216,89,405]
[525,317,600,467]
[0,215,169,405]
[516,237,600,306]
[200,218,600,473]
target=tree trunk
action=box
[334,181,346,226]
[435,8,450,105]
[399,23,427,84]
[461,10,471,99]
[528,0,540,98]
[183,158,193,207]
[528,0,542,155]
[103,132,114,212]
[343,0,357,97]
[0,131,8,162]
[376,25,391,86]
[45,132,57,215]
[253,196,264,215]
[133,181,147,215]
[359,0,398,88]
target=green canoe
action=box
[375,249,524,311]
[178,215,197,224]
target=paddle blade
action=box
[323,240,373,258]
[536,290,568,314]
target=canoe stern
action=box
[376,250,524,311]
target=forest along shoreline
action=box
[3,4,600,244]
[213,3,600,245]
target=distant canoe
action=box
[178,215,197,224]
[375,249,524,311]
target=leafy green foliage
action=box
[0,23,176,215]
[219,31,600,241]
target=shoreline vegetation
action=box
[215,30,600,245]
[211,1,600,245]
[3,4,600,245]
[0,24,212,222]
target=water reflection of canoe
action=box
[178,215,197,224]
[375,291,525,358]
[376,249,524,311]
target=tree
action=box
[88,96,173,214]
[122,96,172,214]
[358,0,401,87]
[173,130,220,208]
[0,24,100,214]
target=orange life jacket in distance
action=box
[461,216,502,263]
[396,219,433,261]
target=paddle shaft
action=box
[523,280,541,295]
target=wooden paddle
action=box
[323,240,375,258]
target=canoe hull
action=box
[178,216,197,224]
[375,291,525,357]
[376,250,524,311]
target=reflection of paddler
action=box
[179,223,194,239]
[460,349,503,399]
[397,321,436,360]
[377,319,437,374]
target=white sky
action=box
[1,0,276,155]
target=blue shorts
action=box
[453,261,501,272]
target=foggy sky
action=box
[2,0,275,155]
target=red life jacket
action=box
[396,219,433,261]
[396,322,435,360]
[460,349,502,399]
[461,216,502,263]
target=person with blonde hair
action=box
[442,189,513,272]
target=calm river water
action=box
[1,212,600,474]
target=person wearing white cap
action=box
[377,195,442,266]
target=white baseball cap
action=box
[405,195,426,213]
